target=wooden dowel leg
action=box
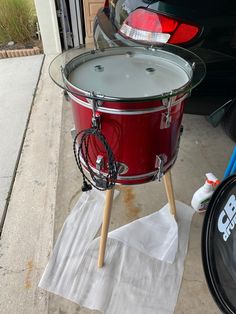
[98,188,115,268]
[163,170,177,218]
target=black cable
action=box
[73,127,118,191]
[143,0,157,8]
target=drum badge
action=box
[217,194,236,241]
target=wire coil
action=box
[73,127,118,191]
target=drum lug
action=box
[161,97,174,129]
[165,112,171,128]
[91,92,102,129]
[160,111,172,129]
[86,92,103,128]
[154,155,165,181]
[117,162,129,175]
[96,155,104,171]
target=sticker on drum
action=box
[202,175,236,314]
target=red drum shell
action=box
[69,93,186,185]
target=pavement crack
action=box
[184,278,203,284]
[0,265,28,274]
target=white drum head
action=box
[66,47,193,99]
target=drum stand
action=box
[98,170,177,268]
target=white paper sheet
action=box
[109,206,178,263]
[39,191,194,314]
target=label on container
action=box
[199,198,211,212]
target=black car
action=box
[93,0,236,141]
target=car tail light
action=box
[104,0,109,8]
[104,0,110,14]
[119,8,200,45]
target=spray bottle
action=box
[191,173,220,213]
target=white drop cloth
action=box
[39,191,194,314]
[109,207,178,263]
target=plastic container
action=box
[191,173,220,213]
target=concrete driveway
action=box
[0,55,44,231]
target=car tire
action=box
[222,99,236,142]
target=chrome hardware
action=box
[154,155,165,181]
[91,92,101,129]
[92,112,101,129]
[80,153,177,182]
[165,111,172,128]
[117,162,129,175]
[161,97,174,129]
[97,100,103,107]
[86,97,103,108]
[68,92,189,116]
[146,46,156,52]
[91,92,98,112]
[96,155,104,171]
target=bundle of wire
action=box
[73,127,118,191]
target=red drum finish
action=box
[48,45,205,188]
[70,93,186,185]
[61,46,198,186]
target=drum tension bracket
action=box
[162,96,173,129]
[153,155,164,181]
[91,92,101,129]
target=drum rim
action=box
[201,174,236,314]
[67,91,189,114]
[78,150,177,183]
[62,46,194,103]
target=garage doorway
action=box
[56,0,85,50]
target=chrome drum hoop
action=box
[68,92,189,116]
[79,153,177,183]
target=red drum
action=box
[63,46,193,185]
